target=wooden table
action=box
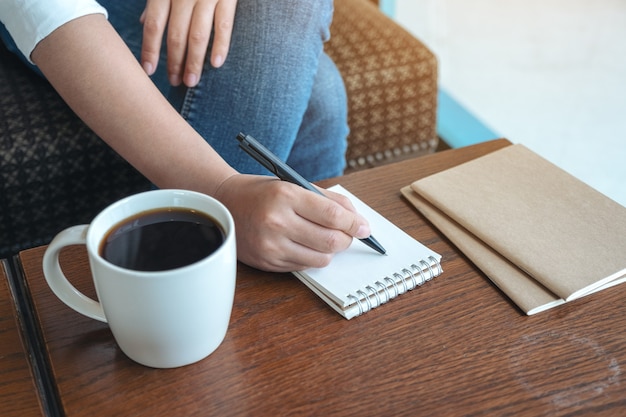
[1,261,44,416]
[10,139,626,416]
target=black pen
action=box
[236,132,386,255]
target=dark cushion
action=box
[0,43,151,258]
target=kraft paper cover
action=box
[405,144,626,313]
[401,185,563,314]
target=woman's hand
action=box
[215,174,372,272]
[140,0,238,87]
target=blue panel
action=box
[437,89,500,148]
[379,0,396,17]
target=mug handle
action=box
[42,225,107,322]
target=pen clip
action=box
[236,133,280,176]
[236,133,320,194]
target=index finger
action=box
[183,5,214,86]
[322,187,358,214]
[296,191,371,240]
[209,0,237,68]
[140,1,170,75]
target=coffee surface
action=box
[100,208,225,271]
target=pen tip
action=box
[360,235,386,255]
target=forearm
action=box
[31,13,237,195]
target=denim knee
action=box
[287,52,349,181]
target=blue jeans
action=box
[99,1,352,180]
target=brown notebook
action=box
[401,144,626,315]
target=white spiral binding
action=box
[346,255,442,317]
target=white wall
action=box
[391,0,626,207]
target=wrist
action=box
[213,172,241,204]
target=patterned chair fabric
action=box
[327,0,438,172]
[0,0,438,258]
[0,46,152,257]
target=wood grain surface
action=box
[1,262,44,416]
[16,140,626,416]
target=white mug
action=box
[42,189,236,368]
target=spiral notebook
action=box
[293,185,442,319]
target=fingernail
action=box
[185,73,198,87]
[356,224,371,239]
[142,61,154,76]
[212,55,224,68]
[169,74,181,86]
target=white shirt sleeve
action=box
[0,0,108,63]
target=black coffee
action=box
[100,207,225,271]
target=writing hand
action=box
[140,0,238,87]
[214,174,372,272]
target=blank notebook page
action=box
[293,185,442,318]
